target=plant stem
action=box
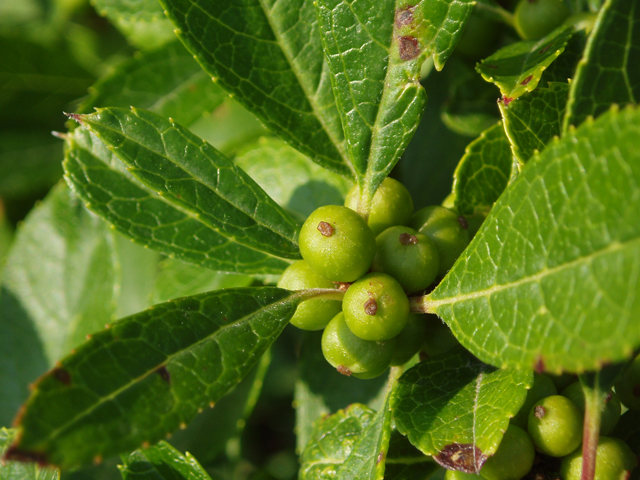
[409,295,429,314]
[579,375,604,480]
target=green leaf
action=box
[119,441,211,480]
[539,30,588,85]
[0,182,117,426]
[476,26,574,103]
[299,403,376,480]
[150,257,252,305]
[78,41,227,127]
[0,428,60,480]
[392,348,531,472]
[383,431,439,480]
[91,0,175,50]
[234,137,353,222]
[5,287,311,469]
[499,82,569,164]
[158,0,351,177]
[294,331,389,454]
[316,0,474,196]
[72,107,301,259]
[563,0,640,132]
[452,122,513,216]
[63,123,293,275]
[425,105,640,373]
[334,396,393,480]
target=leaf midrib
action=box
[427,235,640,310]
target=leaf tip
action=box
[64,112,85,124]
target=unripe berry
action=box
[514,0,570,40]
[480,425,535,480]
[561,382,621,435]
[511,373,557,429]
[527,395,583,457]
[560,437,637,480]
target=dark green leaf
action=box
[234,138,353,222]
[158,0,351,177]
[0,182,117,426]
[63,125,293,275]
[294,331,389,453]
[425,106,640,373]
[316,0,473,195]
[299,403,376,480]
[477,26,574,102]
[452,123,513,216]
[539,30,588,85]
[78,41,227,127]
[384,431,439,480]
[119,441,211,480]
[392,348,531,472]
[0,428,60,480]
[499,82,569,164]
[612,409,640,454]
[91,0,175,49]
[563,0,640,131]
[6,287,311,469]
[73,107,300,260]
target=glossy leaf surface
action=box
[158,0,351,177]
[392,348,531,472]
[0,183,117,426]
[119,441,211,480]
[64,125,293,275]
[6,287,307,469]
[452,123,513,216]
[477,26,573,102]
[500,82,569,164]
[563,0,640,131]
[426,106,640,373]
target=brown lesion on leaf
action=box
[538,45,551,54]
[398,36,420,60]
[502,96,514,107]
[52,367,71,386]
[534,356,545,373]
[377,451,385,464]
[2,446,50,467]
[156,365,170,383]
[395,6,415,28]
[434,443,487,473]
[521,75,534,85]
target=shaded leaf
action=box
[78,41,227,127]
[0,428,60,480]
[425,106,640,373]
[294,331,389,454]
[299,404,376,480]
[119,441,211,480]
[499,82,569,164]
[234,137,353,222]
[0,182,117,426]
[539,30,588,85]
[452,122,513,216]
[563,0,640,131]
[159,0,351,177]
[63,124,293,275]
[392,348,531,472]
[477,26,574,103]
[384,431,439,480]
[91,0,175,50]
[316,0,473,197]
[6,287,312,468]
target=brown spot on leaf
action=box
[521,75,533,85]
[3,446,49,467]
[156,366,170,383]
[534,356,545,373]
[377,451,385,464]
[538,45,551,54]
[317,221,334,237]
[364,297,378,315]
[399,233,418,245]
[434,443,487,473]
[503,96,514,107]
[534,405,546,418]
[458,216,469,230]
[337,365,352,376]
[52,368,71,386]
[398,36,420,60]
[395,7,414,27]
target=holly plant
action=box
[1,0,639,479]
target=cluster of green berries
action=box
[446,367,640,480]
[277,178,470,378]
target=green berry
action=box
[371,226,439,293]
[277,260,342,330]
[480,425,535,480]
[344,178,414,236]
[321,312,396,379]
[560,437,638,480]
[410,206,470,277]
[561,382,621,435]
[299,205,376,282]
[511,373,557,429]
[527,395,583,457]
[614,354,640,411]
[445,470,482,480]
[390,314,428,366]
[342,272,410,341]
[513,0,570,40]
